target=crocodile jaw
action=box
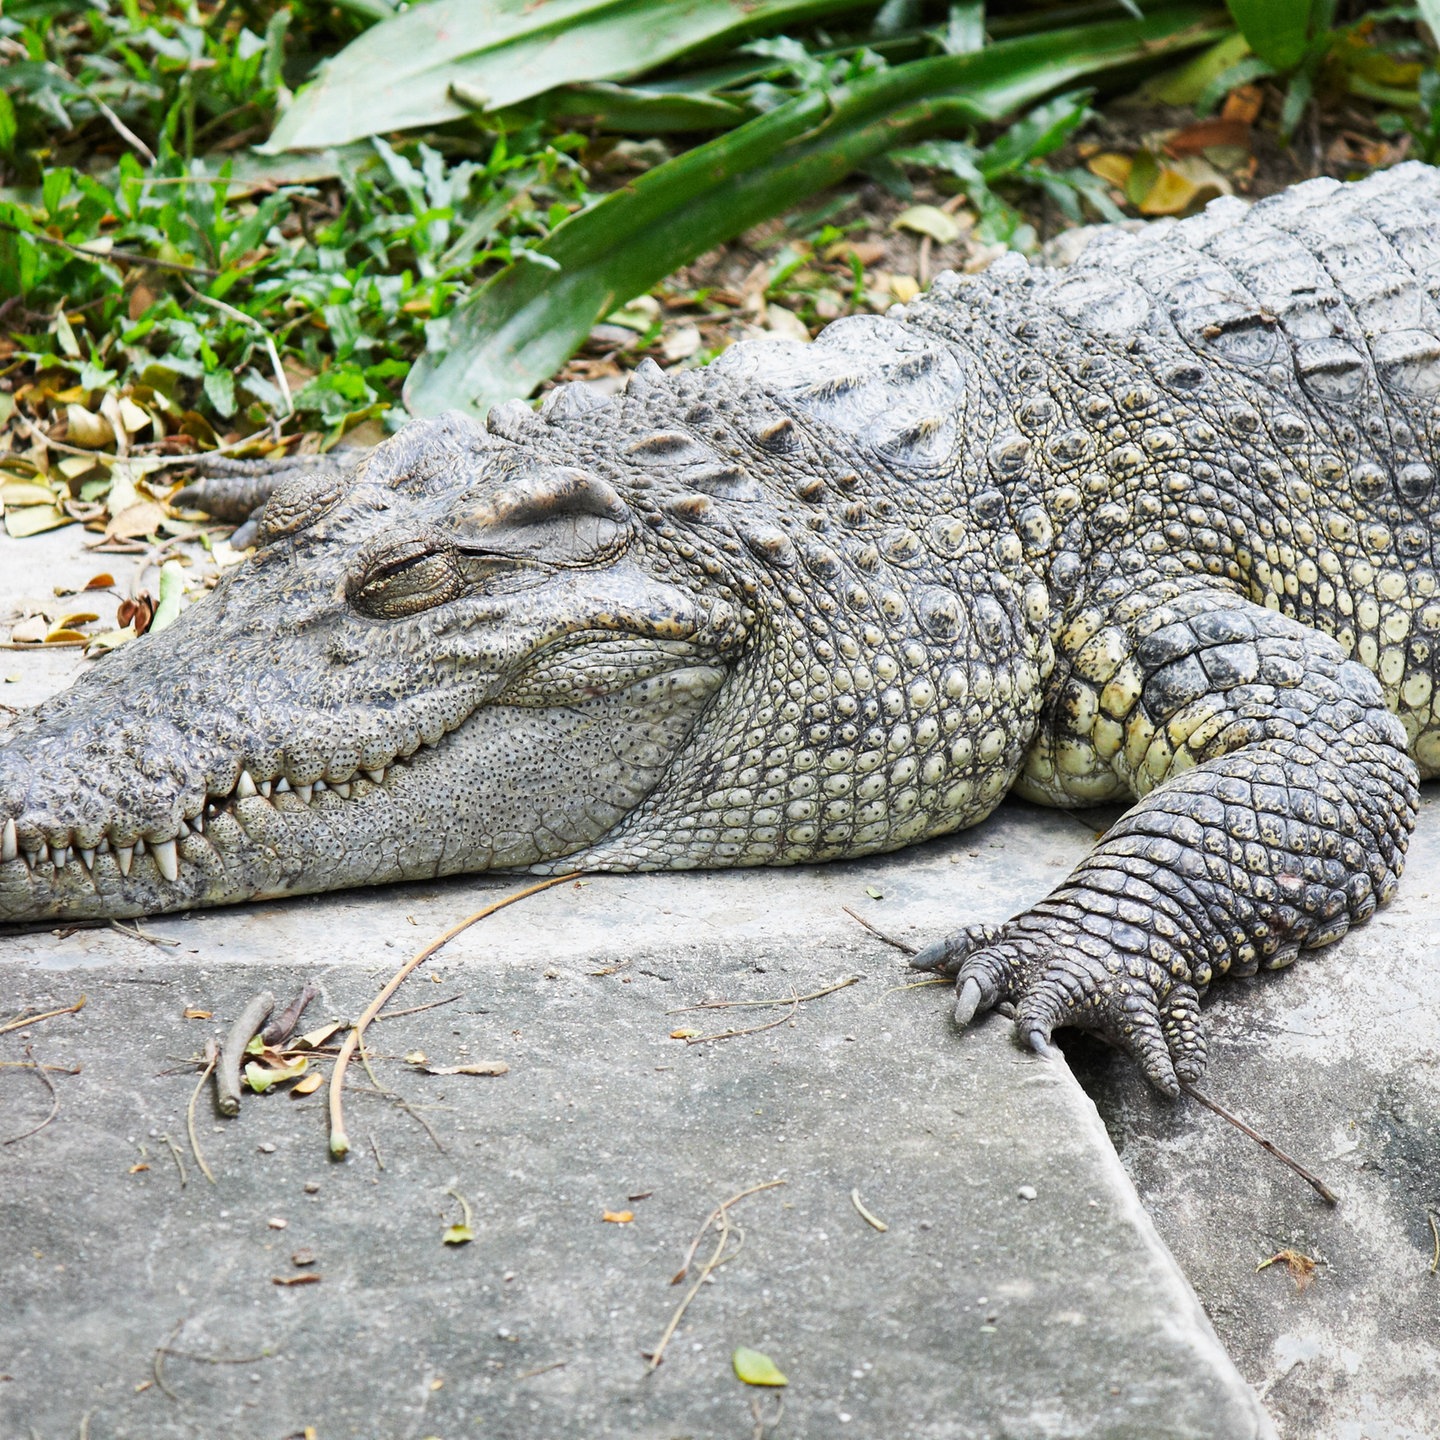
[0,658,726,923]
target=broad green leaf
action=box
[406,7,1220,418]
[1223,0,1325,72]
[265,0,866,152]
[504,81,749,134]
[733,1346,788,1387]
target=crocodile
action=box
[3,162,1437,1095]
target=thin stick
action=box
[1428,1211,1439,1276]
[183,283,294,433]
[1183,1083,1338,1206]
[841,905,918,956]
[372,993,463,1021]
[647,1180,786,1371]
[0,995,85,1036]
[0,222,213,275]
[355,1029,446,1153]
[109,919,181,948]
[671,1179,788,1285]
[44,60,156,164]
[850,1188,888,1232]
[217,990,274,1117]
[327,874,579,1158]
[0,1061,80,1074]
[2,1046,59,1145]
[153,1322,182,1401]
[681,999,798,1046]
[668,975,862,1014]
[158,1131,187,1189]
[187,1040,218,1185]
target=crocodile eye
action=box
[349,538,462,618]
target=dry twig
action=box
[2,1045,60,1146]
[1183,1083,1338,1206]
[646,1179,786,1371]
[841,904,918,956]
[187,1039,219,1185]
[217,991,275,1117]
[328,874,578,1158]
[0,995,86,1035]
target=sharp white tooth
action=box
[135,838,147,856]
[259,781,272,798]
[2,818,15,863]
[153,838,179,882]
[364,768,386,785]
[54,846,70,870]
[296,784,313,804]
[178,819,191,837]
[275,778,291,794]
[236,770,257,799]
[117,845,134,876]
[331,782,351,799]
[313,780,327,793]
[38,843,51,866]
[192,812,204,834]
[79,848,96,871]
[97,837,111,853]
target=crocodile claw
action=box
[921,923,1208,1099]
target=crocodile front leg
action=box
[913,584,1420,1095]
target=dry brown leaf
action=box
[1221,84,1264,124]
[105,500,166,542]
[183,1008,213,1020]
[421,1061,509,1076]
[84,572,116,590]
[65,404,115,450]
[1165,118,1252,156]
[290,1072,324,1096]
[1256,1248,1318,1291]
[602,1210,634,1224]
[272,1273,322,1286]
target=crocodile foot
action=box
[911,915,1206,1098]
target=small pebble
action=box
[267,1217,288,1230]
[258,1142,276,1154]
[1017,1185,1037,1201]
[303,1181,320,1194]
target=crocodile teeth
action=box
[330,782,351,799]
[259,781,272,798]
[79,848,96,872]
[2,819,15,863]
[116,845,134,876]
[295,784,313,804]
[275,778,291,794]
[363,768,385,785]
[236,770,258,799]
[312,780,328,793]
[152,838,179,883]
[54,846,70,870]
[191,812,204,834]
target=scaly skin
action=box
[3,162,1437,1094]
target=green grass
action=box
[0,0,1433,506]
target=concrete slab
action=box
[11,515,1428,1439]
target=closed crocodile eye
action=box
[349,540,462,618]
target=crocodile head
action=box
[0,413,745,922]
